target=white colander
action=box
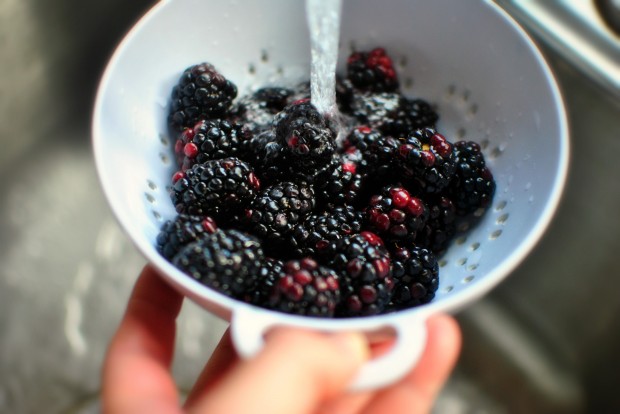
[92,0,569,390]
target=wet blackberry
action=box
[289,205,363,258]
[396,127,457,194]
[313,155,364,207]
[274,101,336,174]
[448,141,496,216]
[390,246,439,309]
[267,258,341,317]
[156,214,218,260]
[351,93,438,138]
[326,232,394,317]
[233,87,294,134]
[415,196,457,255]
[346,48,399,93]
[342,126,398,178]
[172,229,264,299]
[168,63,238,132]
[365,185,429,245]
[244,181,316,253]
[170,157,261,221]
[175,119,252,170]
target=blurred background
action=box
[0,0,618,412]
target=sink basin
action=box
[1,1,619,412]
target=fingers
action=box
[102,266,184,414]
[362,314,461,414]
[188,328,370,414]
[183,329,238,407]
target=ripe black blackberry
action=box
[246,257,285,306]
[267,258,341,317]
[243,181,316,254]
[341,126,398,179]
[274,100,336,174]
[365,185,429,245]
[415,196,457,255]
[168,63,238,132]
[325,232,394,317]
[156,214,218,260]
[175,119,252,170]
[170,157,261,221]
[233,87,294,134]
[396,127,457,194]
[172,229,264,300]
[390,246,439,309]
[289,205,363,258]
[448,141,496,216]
[350,94,438,138]
[313,155,364,207]
[346,48,399,93]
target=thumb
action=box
[188,328,369,414]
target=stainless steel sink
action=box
[1,1,619,413]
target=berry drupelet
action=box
[168,63,238,132]
[172,229,264,299]
[267,258,341,317]
[170,157,260,221]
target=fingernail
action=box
[329,332,370,363]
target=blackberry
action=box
[342,126,398,178]
[170,157,260,220]
[243,181,316,253]
[175,119,252,170]
[448,141,496,216]
[168,63,238,132]
[233,87,294,134]
[335,76,355,113]
[289,205,363,258]
[351,93,438,138]
[415,196,457,255]
[247,257,285,306]
[390,246,439,309]
[346,48,399,93]
[396,127,457,194]
[365,185,429,245]
[313,155,364,207]
[156,214,218,260]
[267,258,341,317]
[326,232,394,317]
[274,101,336,173]
[172,229,264,300]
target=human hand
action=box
[102,265,461,414]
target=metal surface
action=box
[1,1,619,413]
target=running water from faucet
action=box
[305,0,346,138]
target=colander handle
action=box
[230,307,429,391]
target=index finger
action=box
[102,266,185,414]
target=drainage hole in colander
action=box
[468,103,478,117]
[145,193,156,204]
[147,180,157,191]
[480,139,490,150]
[495,200,507,211]
[159,134,169,146]
[496,213,509,225]
[455,235,467,245]
[152,210,162,221]
[469,242,480,251]
[439,259,448,268]
[248,63,256,75]
[457,257,467,266]
[489,145,505,160]
[461,89,471,103]
[404,76,413,89]
[445,84,456,99]
[276,66,284,76]
[442,285,454,294]
[456,128,466,138]
[398,55,408,68]
[462,275,475,284]
[260,49,269,62]
[159,152,171,165]
[467,263,479,271]
[489,229,502,240]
